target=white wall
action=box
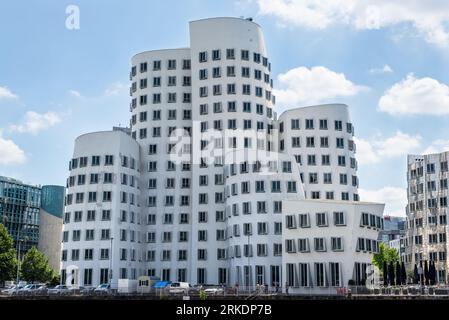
[282,199,384,294]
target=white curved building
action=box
[278,104,359,202]
[61,130,140,287]
[61,17,383,290]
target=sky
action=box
[1,0,449,216]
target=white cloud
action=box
[422,139,449,155]
[369,64,393,74]
[0,130,26,165]
[10,111,62,135]
[354,131,422,164]
[256,0,449,47]
[359,186,407,216]
[0,86,18,99]
[378,73,449,116]
[274,66,367,109]
[104,82,126,96]
[353,137,379,164]
[69,90,81,98]
[377,131,422,157]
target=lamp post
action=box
[109,237,114,287]
[247,234,250,292]
[16,239,21,285]
[418,264,423,294]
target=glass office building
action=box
[0,176,41,255]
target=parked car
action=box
[68,286,86,294]
[3,281,29,295]
[203,286,225,295]
[1,285,20,296]
[168,282,192,295]
[48,285,70,295]
[32,284,48,295]
[94,283,111,294]
[18,284,45,295]
[80,286,95,295]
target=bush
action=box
[348,279,355,286]
[199,289,208,300]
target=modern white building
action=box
[278,104,359,202]
[61,17,384,290]
[61,129,141,287]
[283,199,384,294]
[405,152,449,283]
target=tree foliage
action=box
[0,223,17,284]
[20,246,54,283]
[372,242,399,271]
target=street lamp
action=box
[16,239,22,285]
[109,237,114,287]
[247,234,251,292]
[418,264,423,294]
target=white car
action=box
[94,283,111,294]
[48,285,70,295]
[168,282,192,295]
[1,285,20,295]
[203,287,225,295]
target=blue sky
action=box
[1,0,449,216]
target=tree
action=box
[20,246,54,283]
[372,243,399,271]
[424,260,429,286]
[401,261,407,285]
[0,223,17,285]
[388,261,395,286]
[395,261,401,286]
[49,274,60,287]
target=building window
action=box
[331,237,343,251]
[305,119,314,129]
[168,59,176,70]
[199,51,207,62]
[103,191,112,202]
[335,120,343,131]
[182,59,191,70]
[334,212,346,225]
[329,263,341,287]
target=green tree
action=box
[0,223,18,285]
[49,274,60,286]
[199,289,208,300]
[20,246,54,283]
[372,242,399,271]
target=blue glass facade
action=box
[0,176,41,254]
[41,185,65,218]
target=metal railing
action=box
[3,285,449,299]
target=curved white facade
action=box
[61,17,382,290]
[189,18,277,285]
[278,104,358,202]
[130,48,193,283]
[283,199,384,293]
[61,130,140,288]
